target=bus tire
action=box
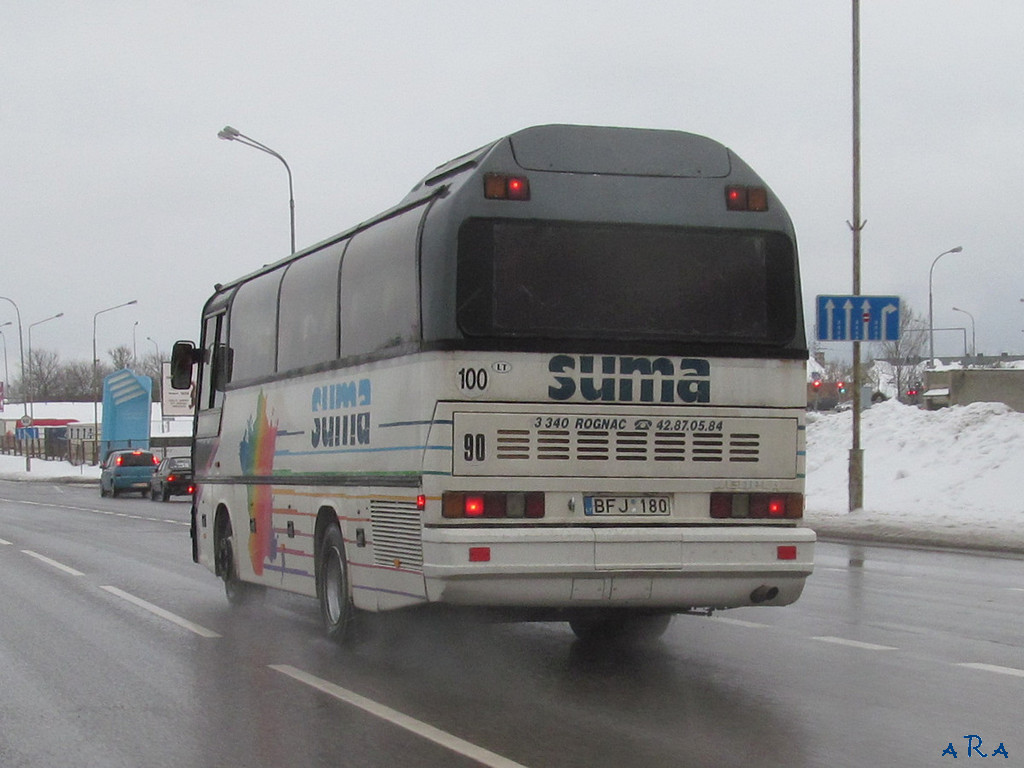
[569,611,673,644]
[216,515,259,606]
[317,524,354,643]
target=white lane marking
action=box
[711,616,771,629]
[1,498,188,526]
[21,550,85,576]
[956,663,1024,678]
[271,664,532,768]
[0,537,12,545]
[811,636,897,651]
[100,586,221,638]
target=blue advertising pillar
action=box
[100,369,153,461]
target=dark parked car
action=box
[100,450,159,497]
[150,456,193,501]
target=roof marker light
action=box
[725,185,768,212]
[484,173,530,201]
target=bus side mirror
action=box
[214,343,233,389]
[170,341,197,390]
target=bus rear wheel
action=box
[317,524,354,643]
[568,611,673,644]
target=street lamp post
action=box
[1,322,11,396]
[951,307,976,358]
[93,300,138,461]
[0,296,30,471]
[218,125,295,254]
[928,246,963,367]
[27,312,64,418]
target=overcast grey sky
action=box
[2,1,1022,373]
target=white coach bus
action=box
[171,124,814,642]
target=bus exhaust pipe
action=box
[750,585,779,604]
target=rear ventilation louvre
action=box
[370,499,423,568]
[494,427,762,464]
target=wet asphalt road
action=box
[1,480,1021,768]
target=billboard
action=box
[161,362,194,417]
[101,368,152,459]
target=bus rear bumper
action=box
[421,526,815,610]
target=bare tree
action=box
[8,346,168,403]
[108,344,134,371]
[28,348,61,402]
[872,303,927,401]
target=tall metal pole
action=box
[951,307,976,357]
[0,295,30,471]
[92,300,138,462]
[848,0,865,512]
[0,325,10,394]
[218,126,296,254]
[928,246,963,365]
[27,312,64,418]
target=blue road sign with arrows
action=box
[816,295,900,342]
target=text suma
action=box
[547,355,710,403]
[311,379,372,448]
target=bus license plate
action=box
[584,496,671,516]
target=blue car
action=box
[100,450,159,498]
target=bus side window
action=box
[277,241,345,371]
[200,313,226,411]
[228,270,283,381]
[340,209,422,358]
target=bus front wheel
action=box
[216,516,260,606]
[318,524,354,643]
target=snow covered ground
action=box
[806,399,1024,553]
[3,400,1022,554]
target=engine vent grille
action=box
[370,499,422,568]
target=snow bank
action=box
[806,399,1024,552]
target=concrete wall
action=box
[924,369,1024,411]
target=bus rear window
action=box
[457,219,797,345]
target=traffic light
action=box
[836,381,846,395]
[812,379,822,391]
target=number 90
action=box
[464,433,486,462]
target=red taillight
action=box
[725,185,768,212]
[115,455,124,466]
[464,495,485,517]
[187,485,195,495]
[710,493,803,519]
[167,474,176,482]
[443,492,545,519]
[484,173,531,201]
[416,494,427,510]
[710,493,734,518]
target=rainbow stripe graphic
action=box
[239,391,278,575]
